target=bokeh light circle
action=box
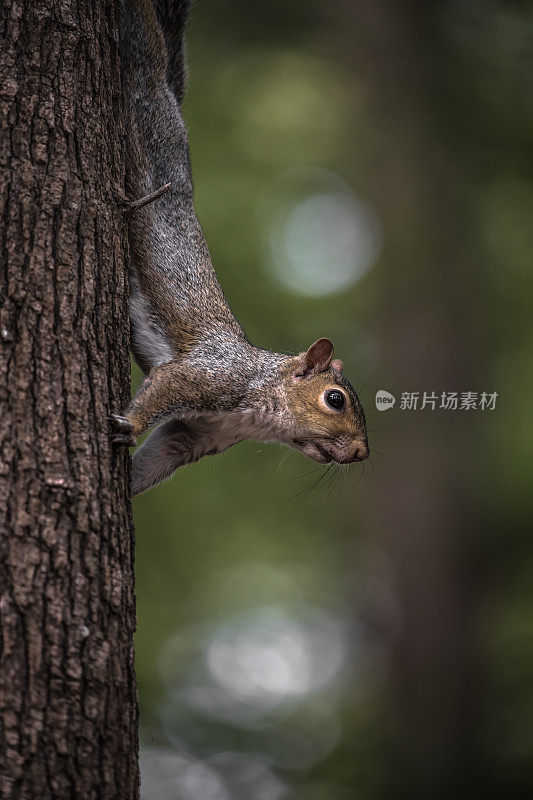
[263,169,382,297]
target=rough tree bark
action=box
[0,1,138,798]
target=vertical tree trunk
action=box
[0,1,138,798]
[332,1,482,796]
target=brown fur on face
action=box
[282,340,369,465]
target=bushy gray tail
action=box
[154,0,192,104]
[119,0,192,199]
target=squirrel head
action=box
[282,338,369,465]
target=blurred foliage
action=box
[133,0,533,798]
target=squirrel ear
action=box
[293,338,334,378]
[331,358,344,373]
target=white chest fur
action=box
[195,407,286,454]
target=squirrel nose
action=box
[351,443,369,462]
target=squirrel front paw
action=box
[109,414,137,448]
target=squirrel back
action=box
[122,0,245,374]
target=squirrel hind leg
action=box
[131,418,198,495]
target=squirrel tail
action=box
[154,0,192,104]
[120,0,192,198]
[120,0,167,92]
[121,0,191,103]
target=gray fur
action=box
[129,275,174,372]
[116,0,369,493]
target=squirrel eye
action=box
[325,390,345,410]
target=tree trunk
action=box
[0,1,138,798]
[332,1,482,796]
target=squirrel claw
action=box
[109,413,133,431]
[109,414,137,447]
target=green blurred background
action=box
[133,1,533,797]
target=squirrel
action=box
[111,0,369,495]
